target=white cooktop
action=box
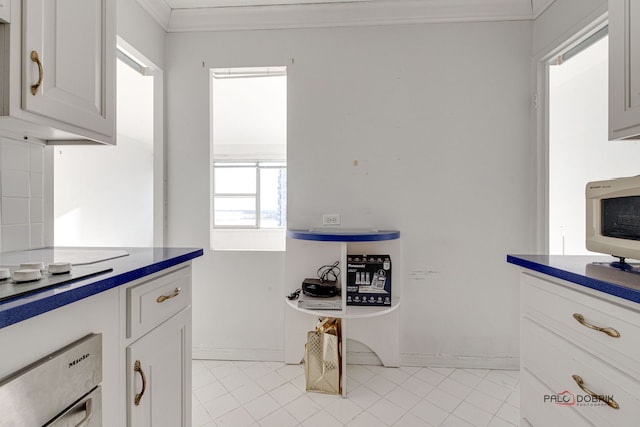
[48,249,129,265]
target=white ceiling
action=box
[136,0,557,32]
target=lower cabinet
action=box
[0,261,195,427]
[124,265,193,427]
[520,272,640,426]
[127,308,192,427]
[520,369,591,427]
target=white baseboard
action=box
[400,353,520,370]
[192,346,284,362]
[193,347,520,370]
[345,351,383,366]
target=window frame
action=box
[212,160,287,230]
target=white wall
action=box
[167,21,534,367]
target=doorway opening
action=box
[548,30,640,255]
[53,43,162,246]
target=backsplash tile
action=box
[1,140,29,171]
[0,137,47,252]
[30,172,44,197]
[1,197,29,225]
[1,170,30,197]
[30,223,44,248]
[30,198,44,223]
[30,144,44,174]
[2,224,30,252]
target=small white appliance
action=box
[586,175,640,262]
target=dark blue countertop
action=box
[287,229,400,242]
[507,254,640,304]
[0,247,203,329]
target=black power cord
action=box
[317,260,340,283]
[287,288,301,300]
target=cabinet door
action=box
[22,0,114,139]
[127,309,192,427]
[609,0,640,139]
[0,0,9,23]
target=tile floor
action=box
[192,360,520,427]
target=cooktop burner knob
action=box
[13,269,43,283]
[20,262,45,271]
[48,262,72,275]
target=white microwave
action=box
[586,175,640,262]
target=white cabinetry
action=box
[609,0,640,140]
[125,266,192,427]
[0,0,9,23]
[0,0,115,144]
[520,272,640,426]
[284,229,401,397]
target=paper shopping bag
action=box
[304,318,341,394]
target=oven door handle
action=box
[48,387,99,426]
[73,397,93,427]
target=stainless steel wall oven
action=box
[0,333,102,426]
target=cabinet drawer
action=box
[521,369,592,427]
[522,273,640,377]
[522,318,640,427]
[127,267,191,339]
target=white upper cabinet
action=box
[0,0,9,23]
[609,0,640,140]
[0,0,115,144]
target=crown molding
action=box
[168,0,534,32]
[531,0,556,18]
[137,0,547,33]
[136,0,172,30]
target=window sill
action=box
[211,228,285,251]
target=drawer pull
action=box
[134,360,147,406]
[572,375,619,410]
[572,313,621,338]
[30,50,44,95]
[157,287,181,303]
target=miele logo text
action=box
[69,353,90,368]
[348,264,365,268]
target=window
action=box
[210,66,287,251]
[213,161,287,228]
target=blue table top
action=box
[287,229,400,242]
[507,254,640,304]
[0,247,203,329]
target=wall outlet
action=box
[322,214,341,225]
